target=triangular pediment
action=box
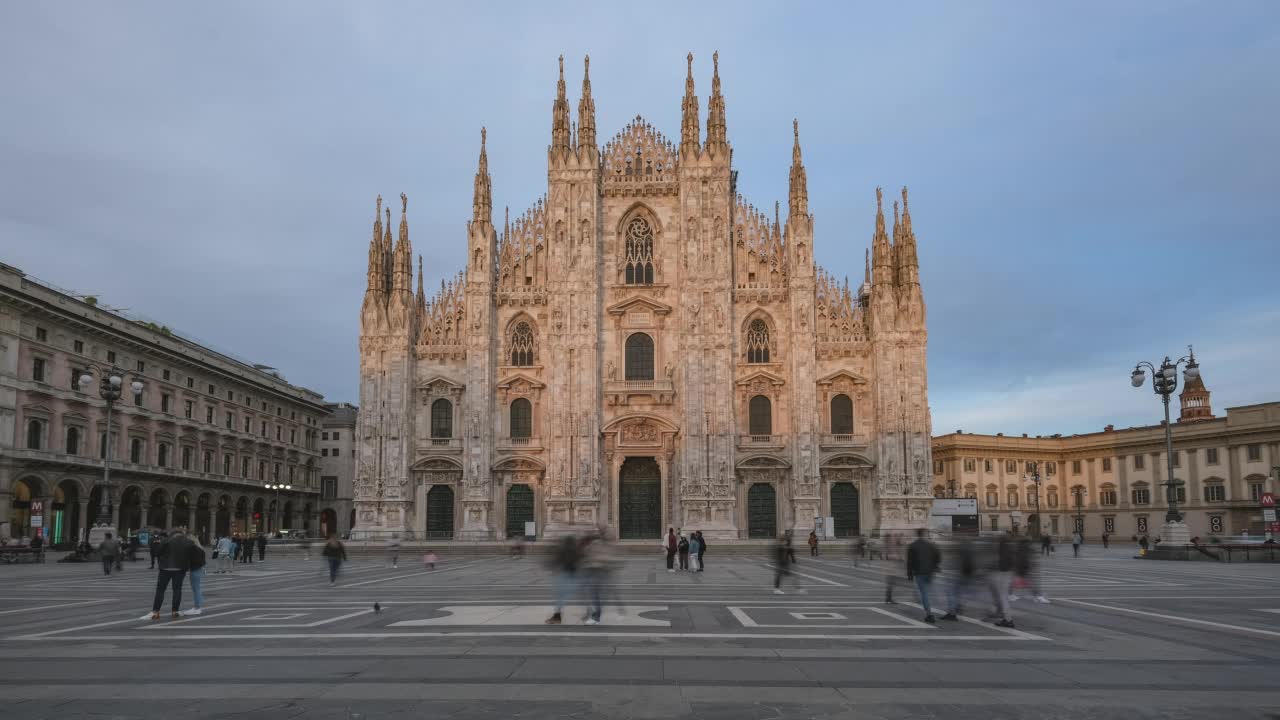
[21,403,53,415]
[606,296,673,317]
[417,375,465,392]
[496,372,546,391]
[412,457,463,471]
[62,412,89,424]
[817,370,870,386]
[735,369,786,387]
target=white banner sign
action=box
[931,498,978,516]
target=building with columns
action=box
[1,262,328,546]
[354,54,934,541]
[931,377,1280,540]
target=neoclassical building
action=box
[354,54,933,540]
[1,262,328,546]
[931,378,1280,540]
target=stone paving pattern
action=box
[1,546,1278,719]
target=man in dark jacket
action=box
[988,532,1016,628]
[905,528,941,623]
[150,530,193,620]
[256,533,268,561]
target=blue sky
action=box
[2,1,1277,436]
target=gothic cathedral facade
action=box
[354,54,933,541]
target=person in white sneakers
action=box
[183,535,207,616]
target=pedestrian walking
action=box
[664,528,677,572]
[240,533,254,564]
[785,532,797,564]
[853,535,867,567]
[184,535,207,616]
[300,535,313,561]
[687,532,702,571]
[988,532,1016,628]
[423,549,439,569]
[256,533,267,561]
[1071,530,1083,558]
[695,531,707,572]
[582,535,620,625]
[941,535,978,621]
[772,536,804,594]
[322,533,346,585]
[1102,532,1110,549]
[545,535,582,625]
[808,530,819,557]
[150,529,193,620]
[386,534,401,568]
[883,532,899,603]
[1138,534,1149,553]
[1009,534,1050,604]
[216,534,234,574]
[677,533,690,570]
[1040,532,1052,557]
[905,528,940,623]
[148,531,163,569]
[98,532,119,576]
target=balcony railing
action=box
[820,433,870,448]
[737,434,785,448]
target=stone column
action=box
[78,500,90,542]
[165,503,174,531]
[207,507,217,540]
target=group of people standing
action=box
[664,528,707,572]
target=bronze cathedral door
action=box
[618,457,661,539]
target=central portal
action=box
[618,456,661,539]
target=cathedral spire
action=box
[896,186,920,287]
[864,248,871,284]
[393,193,413,293]
[577,55,596,153]
[788,119,808,217]
[551,54,571,157]
[872,187,893,287]
[679,52,701,158]
[383,205,393,292]
[415,254,426,320]
[366,195,386,293]
[705,51,728,155]
[472,127,492,224]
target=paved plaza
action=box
[1,546,1278,719]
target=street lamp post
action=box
[1072,486,1087,536]
[79,367,144,543]
[1130,347,1200,545]
[1024,462,1043,539]
[265,483,291,537]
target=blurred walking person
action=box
[216,534,234,574]
[988,531,1016,628]
[808,530,819,557]
[545,535,582,625]
[184,534,207,616]
[906,528,940,623]
[1009,534,1050,604]
[941,534,978,621]
[853,535,867,568]
[772,536,804,594]
[1040,532,1052,557]
[582,535,620,625]
[386,533,401,568]
[883,532,899,603]
[322,533,346,585]
[687,532,702,571]
[664,527,677,573]
[98,532,119,576]
[149,529,192,620]
[1071,530,1082,558]
[695,531,707,572]
[256,532,267,561]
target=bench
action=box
[0,547,46,564]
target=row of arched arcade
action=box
[6,474,341,546]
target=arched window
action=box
[748,395,772,436]
[130,438,143,464]
[65,426,80,455]
[431,398,453,439]
[830,394,854,435]
[509,321,535,367]
[510,398,532,439]
[623,216,654,285]
[745,319,770,363]
[625,333,654,381]
[26,420,42,450]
